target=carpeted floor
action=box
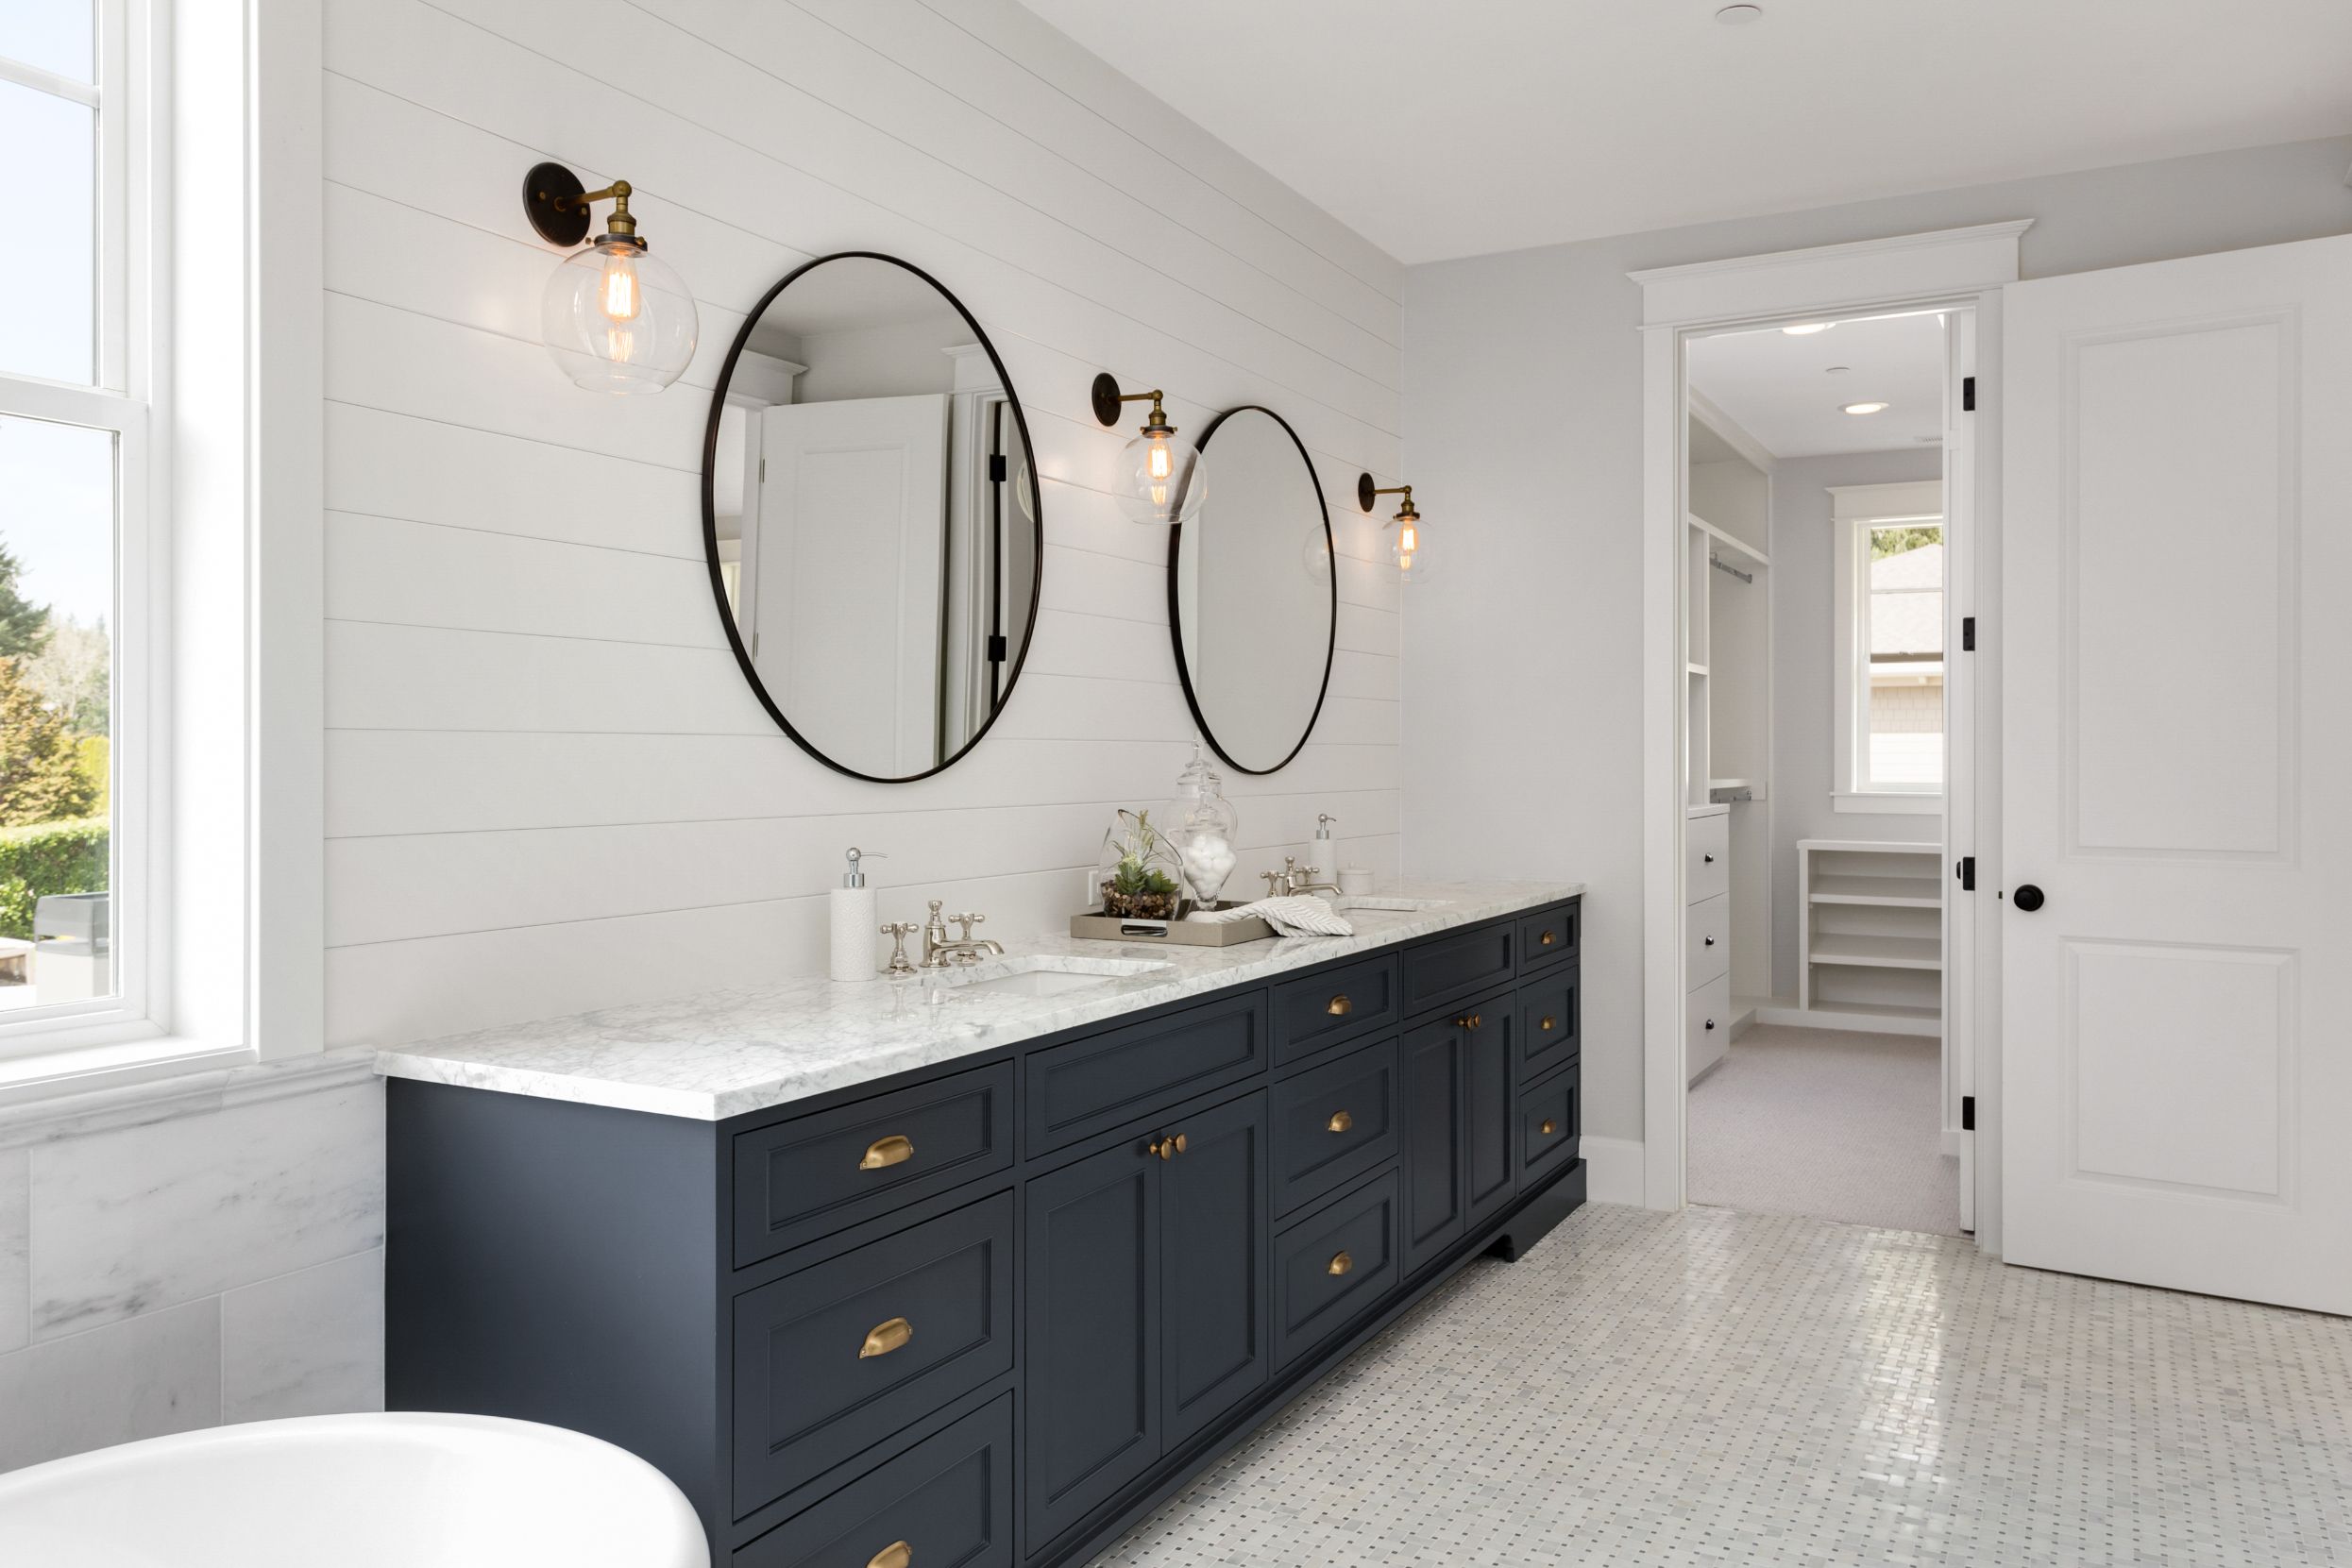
[1687,1022,1963,1236]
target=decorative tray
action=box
[1069,903,1276,946]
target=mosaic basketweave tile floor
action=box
[1098,1204,2352,1567]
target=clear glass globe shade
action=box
[1117,431,1207,526]
[541,238,699,395]
[1393,514,1433,584]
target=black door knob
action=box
[2013,884,2045,912]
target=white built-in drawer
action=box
[1685,812,1729,905]
[1686,973,1731,1083]
[1685,895,1730,990]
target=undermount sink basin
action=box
[924,956,1172,999]
[1336,895,1453,912]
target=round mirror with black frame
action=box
[1167,405,1336,775]
[701,252,1042,783]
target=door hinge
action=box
[1956,855,1975,891]
[1961,376,1975,413]
[987,633,1008,664]
[1961,1095,1976,1132]
[1961,615,1975,651]
[988,453,1008,482]
[758,457,767,483]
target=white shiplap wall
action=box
[319,0,1405,1047]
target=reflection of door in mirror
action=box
[754,395,949,777]
[704,254,1044,781]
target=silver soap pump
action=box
[829,847,886,982]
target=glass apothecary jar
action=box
[1163,743,1241,908]
[1096,808,1184,919]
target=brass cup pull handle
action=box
[1541,929,1556,946]
[1328,1109,1353,1134]
[858,1135,914,1171]
[1540,1016,1556,1033]
[1541,1119,1557,1137]
[1328,1251,1353,1276]
[868,1542,913,1568]
[1327,994,1352,1017]
[858,1317,913,1359]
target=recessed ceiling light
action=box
[1843,401,1889,415]
[1716,3,1764,23]
[1781,322,1833,335]
[1824,365,1851,374]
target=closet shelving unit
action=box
[1684,396,1775,1059]
[1796,838,1943,1037]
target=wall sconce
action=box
[1091,372,1207,526]
[524,161,699,395]
[1359,475,1430,584]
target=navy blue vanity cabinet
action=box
[386,895,1583,1568]
[1024,1087,1270,1555]
[1464,1007,1516,1231]
[1399,1013,1467,1273]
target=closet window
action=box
[1830,481,1945,811]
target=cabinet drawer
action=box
[1687,973,1731,1084]
[1516,902,1579,970]
[1686,813,1729,904]
[1518,1061,1581,1190]
[1026,991,1267,1155]
[736,1391,1012,1568]
[1273,1171,1400,1370]
[1685,895,1729,990]
[1515,967,1580,1085]
[1272,953,1399,1065]
[1401,920,1516,1017]
[1271,1037,1399,1217]
[733,1062,1015,1268]
[734,1193,1014,1517]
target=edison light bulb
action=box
[600,249,642,321]
[1147,436,1173,482]
[1118,430,1206,525]
[1393,514,1430,583]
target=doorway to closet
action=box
[1679,306,1969,1238]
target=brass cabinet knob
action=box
[1327,994,1352,1017]
[1466,1013,1482,1030]
[867,1543,912,1568]
[858,1317,913,1359]
[1540,929,1556,946]
[1328,1109,1353,1134]
[1540,1016,1556,1033]
[858,1135,914,1171]
[1328,1251,1353,1276]
[1540,1119,1557,1137]
[1149,1132,1188,1159]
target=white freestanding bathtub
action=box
[0,1412,710,1568]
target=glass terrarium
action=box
[1163,743,1242,908]
[1095,808,1184,919]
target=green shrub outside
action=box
[0,818,108,941]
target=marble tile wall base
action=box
[0,1051,385,1474]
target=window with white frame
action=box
[0,0,152,1048]
[1831,481,1945,805]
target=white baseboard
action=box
[1581,1135,1645,1206]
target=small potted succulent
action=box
[1097,808,1184,919]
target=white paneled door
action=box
[2003,234,2352,1314]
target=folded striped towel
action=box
[1185,895,1354,938]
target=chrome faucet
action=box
[920,900,1005,968]
[1266,856,1344,901]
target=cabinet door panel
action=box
[1465,1009,1515,1229]
[1024,1140,1160,1554]
[1399,1015,1465,1274]
[1159,1090,1272,1452]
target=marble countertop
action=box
[373,881,1583,1121]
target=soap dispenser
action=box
[830,848,885,982]
[1311,814,1339,879]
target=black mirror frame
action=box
[1164,404,1338,776]
[701,251,1045,784]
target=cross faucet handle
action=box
[1261,869,1287,898]
[951,912,985,942]
[878,921,921,977]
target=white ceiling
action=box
[1689,311,1946,459]
[1018,0,2352,263]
